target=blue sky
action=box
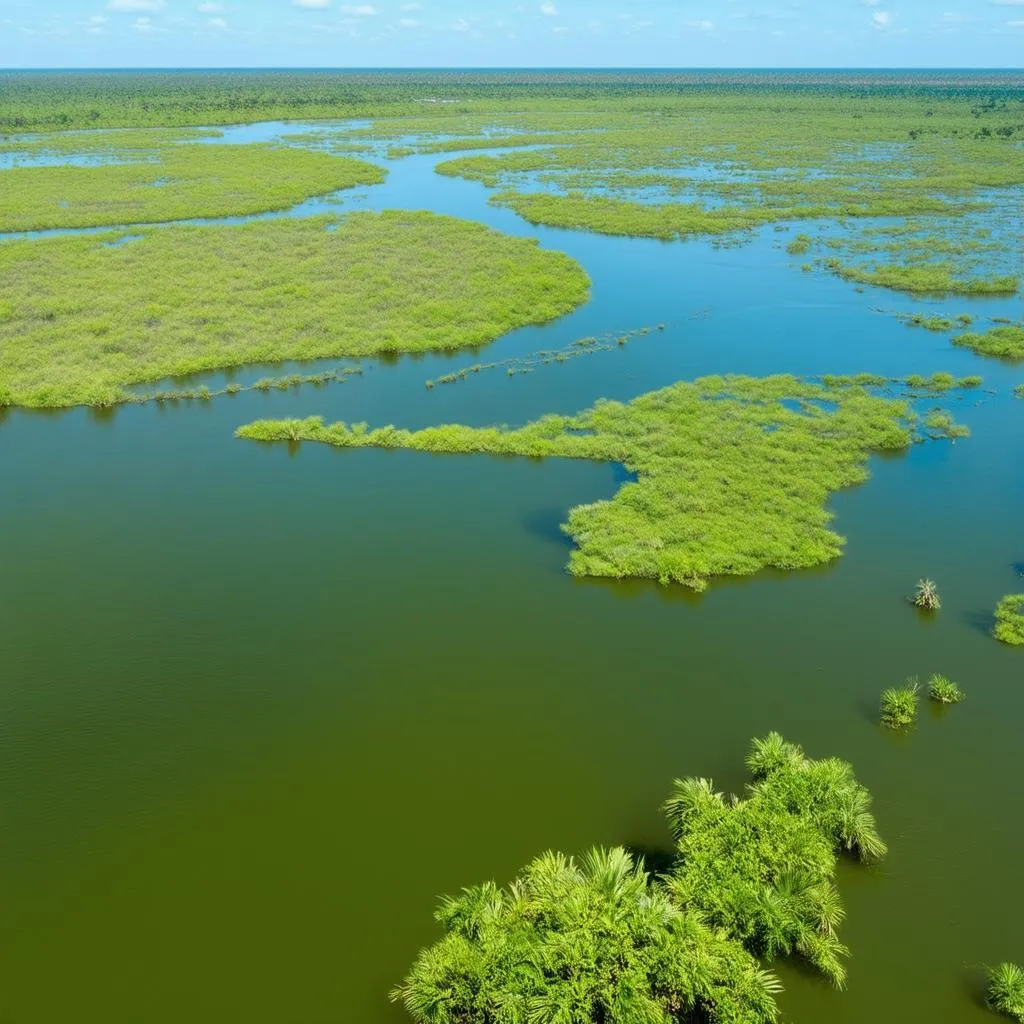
[2,0,1022,69]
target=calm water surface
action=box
[1,121,1022,1023]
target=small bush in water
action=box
[928,674,964,704]
[881,680,920,729]
[988,962,1024,1022]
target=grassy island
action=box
[0,211,589,408]
[953,326,1024,362]
[0,142,384,232]
[237,373,967,591]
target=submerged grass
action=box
[237,373,968,591]
[0,211,589,408]
[993,595,1024,647]
[0,143,384,232]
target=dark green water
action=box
[1,126,1022,1023]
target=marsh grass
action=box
[953,326,1024,361]
[0,143,384,231]
[993,595,1024,646]
[913,579,942,610]
[0,210,589,408]
[237,373,968,591]
[881,680,920,729]
[928,675,964,704]
[989,963,1024,1022]
[423,325,657,389]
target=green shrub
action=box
[928,674,964,704]
[913,578,942,610]
[881,680,920,729]
[953,326,1024,361]
[664,734,885,988]
[993,595,1024,646]
[390,846,783,1024]
[988,962,1024,1022]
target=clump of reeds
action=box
[912,579,941,611]
[993,594,1024,646]
[987,963,1024,1022]
[881,680,919,729]
[927,674,964,704]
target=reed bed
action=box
[237,373,969,592]
[0,210,589,409]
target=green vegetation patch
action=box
[0,143,384,232]
[928,674,964,704]
[824,257,1018,297]
[0,211,589,408]
[391,846,783,1024]
[993,595,1024,646]
[394,734,883,1024]
[989,963,1024,1022]
[665,734,885,987]
[237,373,966,591]
[953,326,1024,361]
[881,680,921,729]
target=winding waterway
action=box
[1,119,1022,1023]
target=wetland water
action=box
[1,121,1023,1023]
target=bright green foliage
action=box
[993,595,1024,647]
[237,374,967,591]
[953,326,1024,361]
[1015,385,1024,400]
[390,846,783,1024]
[824,258,1018,297]
[0,143,384,232]
[881,681,920,729]
[663,734,886,988]
[0,211,589,408]
[913,579,942,610]
[989,963,1024,1022]
[928,675,964,704]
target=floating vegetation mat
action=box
[0,141,385,232]
[0,211,589,409]
[238,373,971,591]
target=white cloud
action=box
[398,16,417,26]
[399,1,421,8]
[990,0,1024,5]
[207,15,226,27]
[292,0,330,7]
[340,3,376,13]
[197,2,223,10]
[540,2,557,15]
[131,15,165,31]
[685,18,713,30]
[1008,18,1024,24]
[872,10,891,27]
[451,16,469,30]
[107,0,164,10]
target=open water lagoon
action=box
[1,108,1023,1022]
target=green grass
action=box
[953,326,1024,361]
[881,680,920,729]
[989,963,1024,1022]
[665,734,885,988]
[928,674,964,704]
[912,578,942,610]
[993,595,1024,647]
[824,258,1019,297]
[237,373,968,592]
[0,211,589,408]
[0,142,384,232]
